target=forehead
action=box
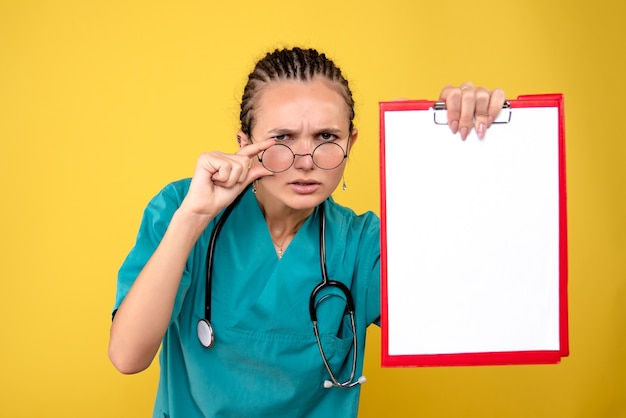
[253,77,349,130]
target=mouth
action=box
[291,181,319,186]
[290,177,321,185]
[289,180,321,194]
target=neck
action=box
[256,191,315,232]
[266,214,307,248]
[256,195,315,259]
[267,220,302,260]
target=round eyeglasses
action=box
[258,142,347,173]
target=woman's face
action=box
[245,77,357,212]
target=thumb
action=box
[245,164,273,185]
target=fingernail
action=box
[460,126,469,140]
[450,120,459,134]
[477,123,486,138]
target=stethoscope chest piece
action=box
[197,319,215,348]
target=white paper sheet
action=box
[383,106,561,356]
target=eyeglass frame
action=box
[250,127,354,173]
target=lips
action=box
[290,178,319,186]
[289,180,320,193]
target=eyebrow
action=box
[266,127,344,135]
[266,128,296,135]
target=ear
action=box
[349,128,358,149]
[236,130,251,149]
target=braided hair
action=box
[239,47,355,136]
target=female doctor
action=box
[108,47,506,417]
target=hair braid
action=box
[239,47,355,136]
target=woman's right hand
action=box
[108,139,276,374]
[179,139,275,219]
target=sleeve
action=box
[112,181,192,324]
[362,213,381,327]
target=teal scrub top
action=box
[114,179,381,418]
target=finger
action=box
[197,152,221,178]
[474,87,491,138]
[245,163,273,184]
[209,158,238,186]
[212,161,272,196]
[236,138,276,158]
[210,154,273,189]
[198,151,247,186]
[438,84,456,102]
[486,88,506,127]
[439,84,462,134]
[458,84,476,140]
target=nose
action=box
[290,139,317,169]
[292,152,315,169]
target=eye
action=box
[319,133,338,141]
[272,134,289,142]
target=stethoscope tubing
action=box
[197,187,362,388]
[198,189,246,348]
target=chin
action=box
[281,185,336,209]
[285,194,327,211]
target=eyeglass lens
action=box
[259,142,346,173]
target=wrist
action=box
[169,207,213,244]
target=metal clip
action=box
[433,101,512,125]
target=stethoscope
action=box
[196,187,366,389]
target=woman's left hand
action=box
[439,83,506,140]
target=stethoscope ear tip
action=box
[323,376,366,389]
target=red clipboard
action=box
[379,94,568,367]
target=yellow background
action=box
[1,0,624,417]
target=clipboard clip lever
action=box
[433,101,512,125]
